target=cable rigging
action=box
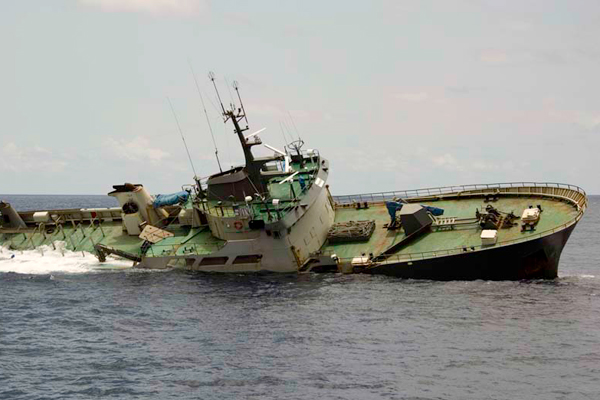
[189,61,223,172]
[167,97,198,179]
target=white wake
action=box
[0,241,134,275]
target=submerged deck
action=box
[0,222,224,259]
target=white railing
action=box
[333,182,586,205]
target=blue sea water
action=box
[0,195,599,399]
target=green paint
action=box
[325,197,578,261]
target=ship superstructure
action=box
[0,78,334,273]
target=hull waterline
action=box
[363,222,577,280]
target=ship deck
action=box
[325,183,587,264]
[0,183,587,268]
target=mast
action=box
[209,73,268,194]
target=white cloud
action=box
[334,147,413,174]
[430,153,529,174]
[479,48,568,66]
[78,0,206,16]
[394,92,429,102]
[431,153,463,171]
[545,108,600,131]
[0,143,68,173]
[564,112,600,131]
[106,136,170,163]
[479,49,509,65]
[505,21,532,32]
[245,103,286,118]
[245,103,312,120]
[3,142,23,160]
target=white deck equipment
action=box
[481,229,498,246]
[521,208,541,224]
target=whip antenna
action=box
[280,121,291,147]
[167,97,198,179]
[209,71,227,117]
[233,80,249,128]
[189,62,222,172]
[288,110,302,141]
[225,77,237,110]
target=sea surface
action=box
[1,194,599,399]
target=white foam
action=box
[560,273,597,281]
[0,241,134,275]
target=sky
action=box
[1,0,599,195]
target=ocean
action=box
[1,194,599,399]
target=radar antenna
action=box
[208,74,270,194]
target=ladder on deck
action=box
[432,217,457,230]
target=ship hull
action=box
[363,223,577,280]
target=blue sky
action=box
[1,0,598,195]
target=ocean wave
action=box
[0,241,133,275]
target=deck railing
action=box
[329,182,588,266]
[200,163,322,221]
[199,200,301,223]
[334,182,586,210]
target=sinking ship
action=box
[0,80,588,280]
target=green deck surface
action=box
[147,227,223,257]
[325,196,578,261]
[0,223,225,259]
[0,223,142,255]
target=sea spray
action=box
[0,241,133,274]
